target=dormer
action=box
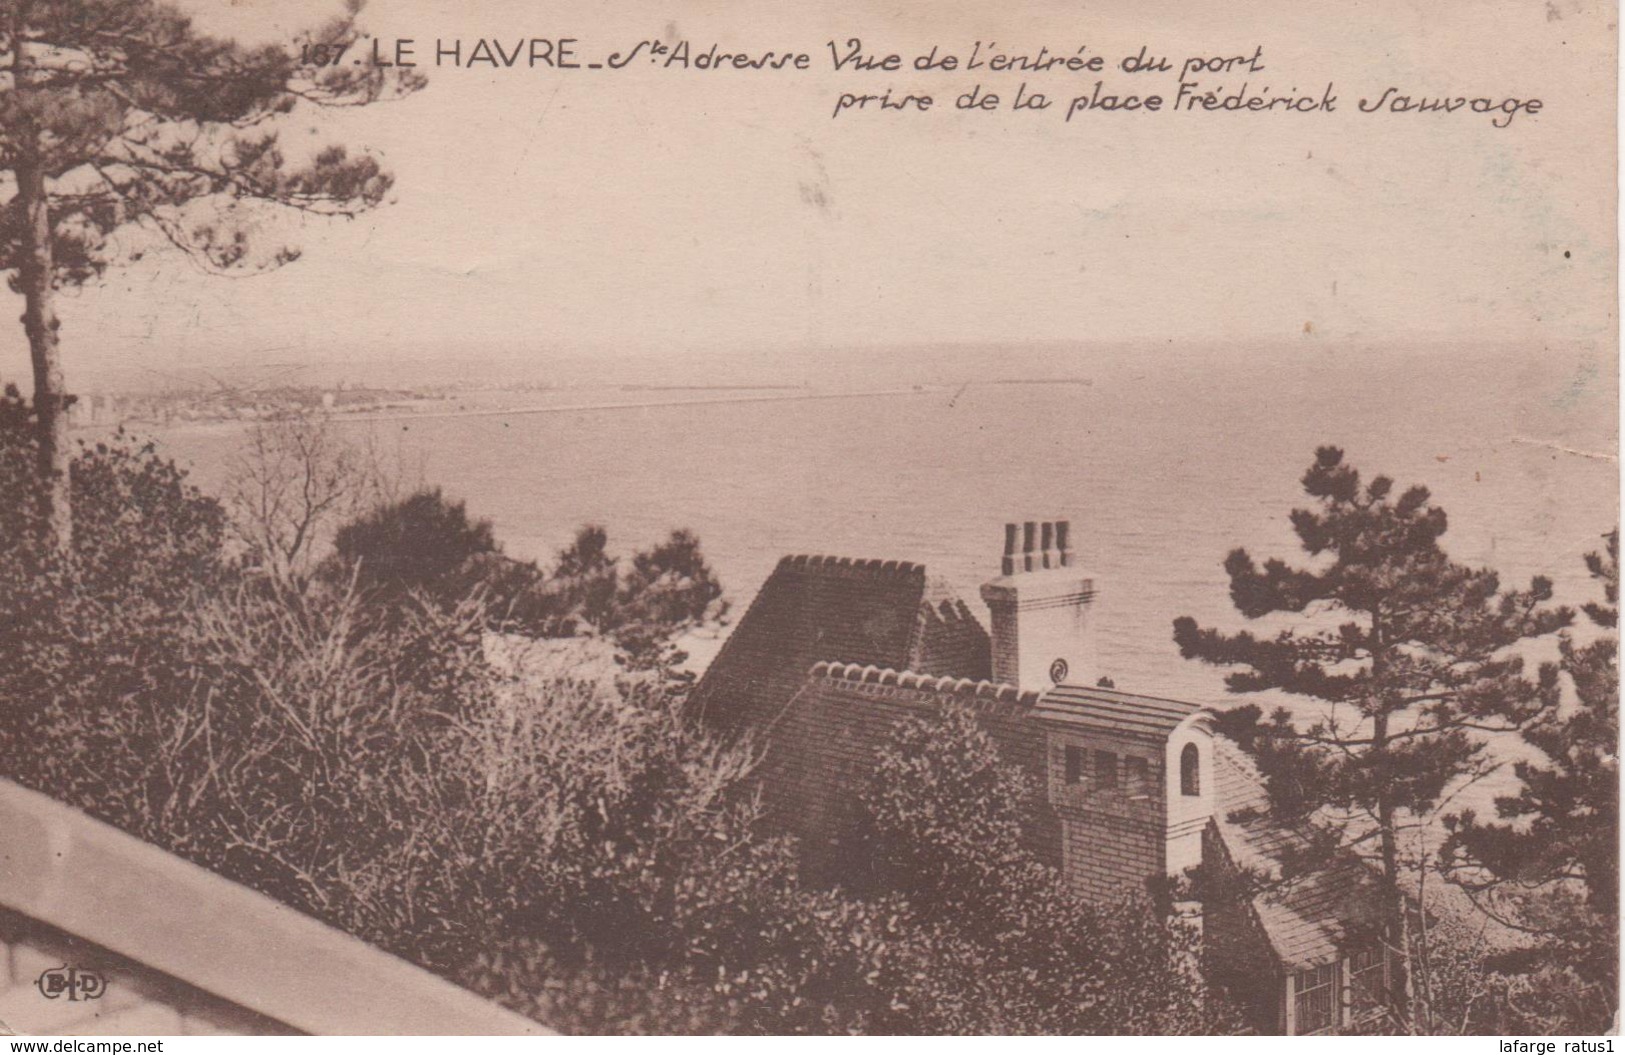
[1165,711,1216,874]
[1033,684,1217,898]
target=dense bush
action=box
[852,705,1243,1034]
[524,524,727,648]
[1401,911,1614,1035]
[320,495,725,669]
[0,392,229,754]
[474,703,1245,1033]
[0,408,748,1029]
[327,487,500,601]
[0,413,858,1031]
[0,412,1237,1035]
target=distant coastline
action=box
[331,385,947,425]
[71,377,1115,434]
[74,383,967,434]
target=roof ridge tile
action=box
[808,662,1040,708]
[778,554,925,581]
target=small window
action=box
[1125,755,1150,795]
[1064,746,1084,785]
[1349,944,1387,1017]
[1095,750,1118,789]
[1294,963,1339,1034]
[1181,743,1201,797]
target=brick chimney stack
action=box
[981,520,1095,691]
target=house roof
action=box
[753,662,1042,880]
[689,554,990,734]
[1033,684,1205,740]
[764,664,1040,804]
[807,661,1041,711]
[1251,861,1389,971]
[1213,735,1273,819]
[1210,736,1390,972]
[1212,738,1300,876]
[698,550,1394,976]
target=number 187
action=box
[300,42,351,67]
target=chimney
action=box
[980,520,1096,691]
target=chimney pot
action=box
[980,518,1097,691]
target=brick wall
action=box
[1058,810,1165,902]
[987,607,1020,691]
[760,669,1232,917]
[758,668,1058,883]
[1045,727,1168,899]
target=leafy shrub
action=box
[853,705,1244,1034]
[0,414,1236,1035]
[321,499,726,672]
[0,400,228,747]
[327,487,500,600]
[1407,912,1614,1035]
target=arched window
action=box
[1180,743,1200,797]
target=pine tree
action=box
[1441,530,1618,1011]
[1,0,421,547]
[1172,446,1571,1021]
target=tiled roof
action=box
[1214,736,1273,818]
[1212,737,1294,877]
[1034,684,1205,739]
[810,661,1040,711]
[689,554,990,734]
[1221,812,1316,878]
[1251,861,1389,971]
[1210,735,1389,972]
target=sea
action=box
[134,342,1617,734]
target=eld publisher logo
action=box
[34,966,106,1002]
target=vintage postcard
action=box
[0,0,1615,1039]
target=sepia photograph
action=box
[0,0,1616,1040]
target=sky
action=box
[0,0,1615,388]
